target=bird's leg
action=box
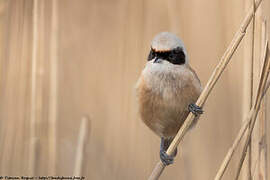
[160,138,177,166]
[188,103,203,116]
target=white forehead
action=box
[151,32,185,51]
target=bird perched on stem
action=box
[136,32,203,165]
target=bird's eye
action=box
[147,49,155,61]
[168,53,174,59]
[173,47,182,54]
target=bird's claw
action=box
[188,103,203,116]
[160,150,175,166]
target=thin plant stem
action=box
[214,42,269,180]
[148,0,263,179]
[48,0,59,175]
[29,0,39,175]
[234,41,269,180]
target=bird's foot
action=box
[188,103,203,117]
[160,138,177,166]
[160,150,175,166]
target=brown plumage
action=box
[136,32,202,165]
[136,62,202,138]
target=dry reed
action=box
[29,0,39,175]
[148,0,263,179]
[48,0,59,175]
[256,18,267,180]
[234,33,269,180]
[73,116,90,176]
[214,40,269,180]
[241,0,255,178]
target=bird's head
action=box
[148,32,188,65]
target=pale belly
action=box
[136,61,202,138]
[137,74,199,138]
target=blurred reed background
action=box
[0,0,270,179]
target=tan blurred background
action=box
[0,0,270,179]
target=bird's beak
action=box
[154,57,161,63]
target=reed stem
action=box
[148,0,263,179]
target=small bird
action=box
[136,32,203,165]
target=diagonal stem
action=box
[214,41,269,180]
[148,0,263,179]
[234,42,270,180]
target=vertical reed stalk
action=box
[48,0,59,175]
[214,40,269,180]
[242,0,255,178]
[256,18,267,180]
[234,40,270,180]
[29,0,39,175]
[73,116,90,176]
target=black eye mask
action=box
[147,47,186,65]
